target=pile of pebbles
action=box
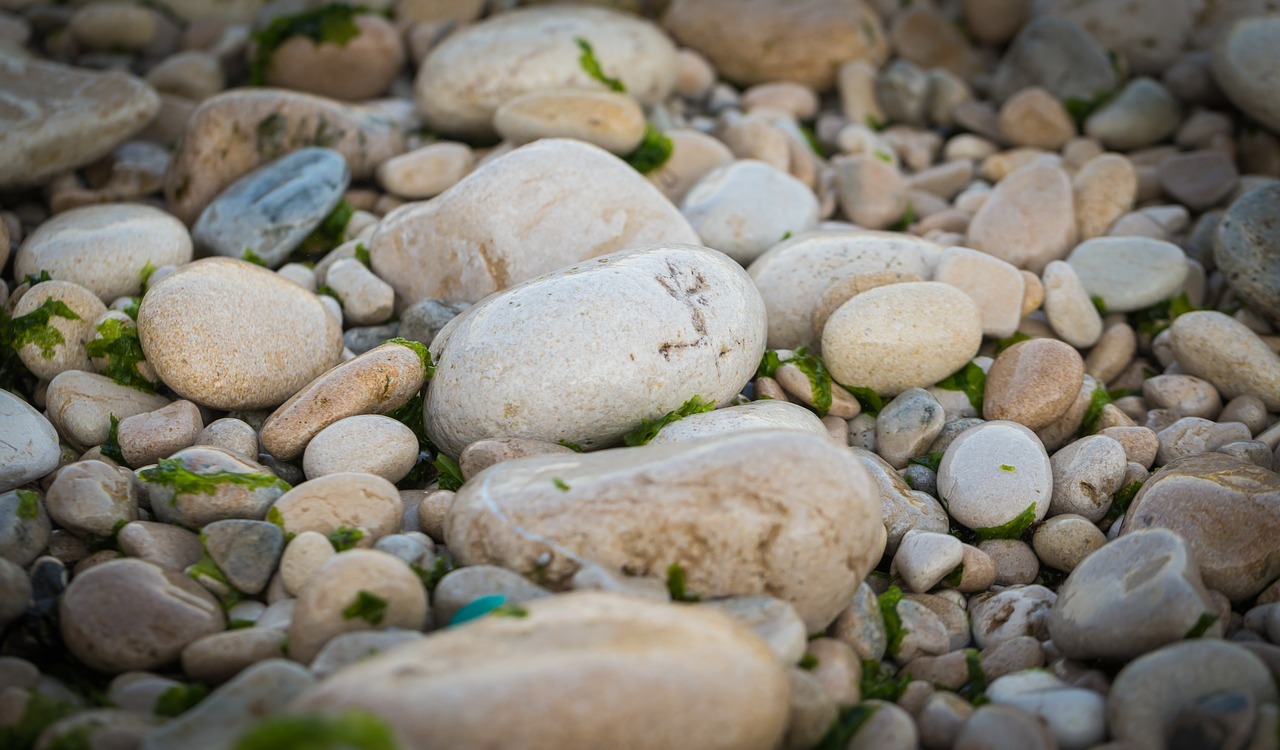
[2,0,1280,748]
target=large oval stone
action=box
[138,258,343,410]
[446,430,886,630]
[369,139,699,308]
[1214,182,1280,327]
[425,244,765,456]
[293,591,790,750]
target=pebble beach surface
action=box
[2,1,1280,749]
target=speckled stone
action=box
[1214,182,1280,327]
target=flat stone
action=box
[1066,236,1189,313]
[894,530,963,593]
[1214,182,1280,327]
[968,158,1077,274]
[1159,150,1238,212]
[1085,78,1182,152]
[875,388,945,469]
[984,338,1084,432]
[0,390,59,492]
[1048,435,1129,521]
[494,89,646,156]
[681,160,819,265]
[933,246,1025,338]
[991,17,1118,104]
[937,421,1052,532]
[201,519,284,596]
[650,400,828,445]
[1212,14,1280,134]
[1170,311,1280,410]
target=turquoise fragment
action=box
[449,594,507,626]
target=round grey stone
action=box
[1214,182,1280,327]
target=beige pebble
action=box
[810,271,923,344]
[674,48,716,99]
[279,530,336,596]
[145,51,225,101]
[302,415,419,483]
[1073,153,1137,241]
[12,281,106,381]
[998,87,1074,150]
[494,89,646,156]
[376,141,474,201]
[69,2,156,51]
[984,338,1084,431]
[775,363,860,418]
[933,246,1025,339]
[1098,426,1160,469]
[979,539,1039,586]
[325,258,393,326]
[181,627,287,684]
[742,82,819,120]
[646,129,735,204]
[45,459,137,539]
[1033,514,1107,572]
[1019,271,1044,316]
[271,472,403,547]
[45,370,171,449]
[832,154,908,230]
[968,158,1077,273]
[117,400,203,468]
[417,489,452,542]
[1042,261,1103,348]
[1085,322,1137,384]
[804,638,861,707]
[262,13,405,101]
[195,417,258,461]
[1170,311,1280,410]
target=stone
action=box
[1214,182,1280,327]
[162,89,405,225]
[303,415,418,483]
[848,700,918,750]
[1044,0,1197,75]
[116,521,201,572]
[991,17,1118,104]
[295,592,790,750]
[933,246,1025,339]
[832,154,909,230]
[1160,150,1238,213]
[0,390,59,492]
[1065,236,1188,313]
[1073,153,1137,240]
[1120,452,1280,601]
[145,51,224,102]
[1154,417,1250,465]
[649,400,828,445]
[970,585,1056,648]
[0,57,159,189]
[195,418,258,461]
[494,90,646,156]
[376,141,473,201]
[116,400,203,468]
[44,459,136,539]
[853,447,950,555]
[180,627,289,685]
[875,60,930,127]
[875,388,945,469]
[968,158,1077,273]
[424,245,764,456]
[937,421,1052,533]
[1048,435,1129,521]
[998,87,1075,150]
[984,338,1084,432]
[783,669,838,750]
[309,629,424,679]
[1034,514,1107,574]
[260,13,403,102]
[1143,375,1222,420]
[701,596,807,665]
[59,558,222,674]
[1042,260,1103,348]
[955,704,1057,750]
[44,370,170,449]
[1170,311,1280,410]
[1108,640,1278,749]
[458,439,575,480]
[145,447,289,529]
[1085,78,1182,152]
[416,6,676,139]
[646,129,736,204]
[985,670,1107,750]
[822,282,983,397]
[192,148,349,269]
[138,258,344,410]
[201,519,283,596]
[369,140,698,307]
[432,565,552,626]
[11,280,107,381]
[447,431,885,631]
[681,160,819,265]
[270,472,403,546]
[0,489,50,568]
[1212,15,1280,134]
[894,531,963,594]
[661,0,886,91]
[14,204,192,303]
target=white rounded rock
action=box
[680,160,819,266]
[937,421,1052,533]
[303,415,419,483]
[493,89,647,156]
[1065,237,1188,313]
[425,244,766,457]
[0,390,60,492]
[649,400,828,445]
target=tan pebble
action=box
[742,82,819,120]
[195,417,258,461]
[804,638,861,706]
[263,13,404,101]
[979,539,1039,586]
[646,129,735,204]
[181,627,287,684]
[45,370,171,449]
[1085,323,1136,384]
[279,531,336,596]
[810,271,923,343]
[493,89,646,156]
[458,438,575,481]
[754,376,788,403]
[376,141,474,201]
[775,363,860,418]
[1098,426,1159,469]
[1042,260,1103,348]
[303,415,419,483]
[1019,271,1045,316]
[998,87,1075,150]
[417,489,453,541]
[145,51,225,101]
[1073,153,1138,240]
[674,48,716,99]
[12,281,106,381]
[984,338,1084,431]
[117,400,203,467]
[271,472,403,546]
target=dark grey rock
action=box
[992,17,1118,104]
[0,489,51,568]
[398,298,470,347]
[1215,182,1280,327]
[201,520,284,596]
[344,323,400,354]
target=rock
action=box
[14,204,192,302]
[832,153,909,230]
[494,90,646,156]
[424,245,764,456]
[852,447,950,555]
[0,390,59,492]
[201,519,283,596]
[1214,182,1280,327]
[458,438,576,480]
[1212,15,1280,134]
[260,13,403,101]
[848,700,919,750]
[992,17,1118,104]
[933,246,1025,339]
[985,670,1107,750]
[303,415,418,483]
[1143,375,1222,420]
[0,57,159,189]
[968,158,1077,273]
[116,520,201,572]
[701,596,807,665]
[1108,640,1278,749]
[192,148,349,269]
[822,282,983,397]
[1120,452,1280,601]
[294,592,790,750]
[647,129,736,203]
[0,489,51,567]
[970,585,1056,648]
[649,400,828,445]
[1042,260,1103,349]
[1044,0,1197,75]
[938,421,1052,533]
[432,565,552,626]
[44,370,170,449]
[1065,236,1188,313]
[955,704,1058,750]
[1085,78,1182,151]
[875,388,946,469]
[416,6,676,139]
[894,531,963,594]
[1051,528,1221,662]
[1155,416,1251,465]
[163,89,406,225]
[287,549,428,663]
[1170,311,1280,410]
[45,459,136,539]
[308,629,424,679]
[984,338,1084,432]
[369,140,698,307]
[11,280,107,381]
[1165,690,1259,750]
[138,258,344,410]
[1160,150,1238,213]
[271,472,403,546]
[145,446,289,529]
[661,0,886,91]
[447,430,885,631]
[116,400,203,468]
[681,160,819,265]
[1048,435,1128,522]
[59,558,222,673]
[1073,153,1138,240]
[998,87,1075,150]
[376,141,473,201]
[783,669,838,750]
[181,627,289,684]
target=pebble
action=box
[15,204,193,302]
[432,565,552,627]
[853,447,949,554]
[933,246,1025,339]
[59,558,222,673]
[1143,374,1222,420]
[998,87,1075,150]
[116,399,203,468]
[416,6,676,139]
[192,148,349,269]
[195,418,259,461]
[986,670,1107,750]
[425,245,763,456]
[1085,78,1182,151]
[1065,236,1189,313]
[831,154,909,231]
[681,160,819,265]
[992,17,1118,104]
[180,627,288,685]
[703,596,808,665]
[0,489,51,567]
[937,421,1052,533]
[1073,153,1138,240]
[370,139,698,307]
[894,530,963,594]
[1212,14,1280,133]
[271,472,403,547]
[1042,260,1104,348]
[955,703,1058,750]
[201,519,283,596]
[1048,435,1129,521]
[1033,513,1108,572]
[302,415,417,482]
[1170,311,1280,410]
[875,388,945,469]
[892,597,951,663]
[984,338,1085,431]
[278,531,334,596]
[968,158,1077,273]
[647,129,736,203]
[649,399,829,445]
[261,13,403,102]
[308,629,423,678]
[324,258,393,326]
[1159,150,1239,212]
[458,438,574,480]
[969,585,1056,648]
[12,280,106,381]
[1214,181,1280,327]
[0,390,59,492]
[45,459,136,539]
[138,257,343,410]
[784,669,838,750]
[447,430,884,631]
[376,141,473,201]
[116,520,201,572]
[43,370,168,448]
[848,700,919,750]
[495,89,646,156]
[145,446,289,529]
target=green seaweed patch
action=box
[816,703,879,750]
[1184,612,1219,639]
[382,337,434,379]
[300,199,356,256]
[411,555,453,594]
[84,317,157,393]
[1079,386,1111,436]
[957,648,989,705]
[908,450,944,474]
[557,440,584,452]
[574,36,625,92]
[865,114,886,131]
[138,260,157,292]
[878,585,907,655]
[154,682,209,718]
[935,360,986,414]
[229,618,256,630]
[188,538,230,587]
[100,414,128,467]
[872,149,892,163]
[241,248,268,267]
[433,453,464,491]
[552,477,570,492]
[860,660,907,704]
[16,489,40,520]
[623,395,715,446]
[623,124,673,174]
[328,526,364,551]
[5,297,81,359]
[22,270,53,286]
[1064,89,1113,127]
[842,385,885,417]
[1104,480,1144,524]
[140,458,291,503]
[316,284,344,308]
[341,590,387,625]
[973,502,1038,542]
[756,350,784,379]
[798,653,820,671]
[250,4,367,86]
[1129,291,1200,337]
[889,201,917,233]
[1090,294,1108,317]
[232,710,399,750]
[266,505,293,544]
[84,519,128,554]
[666,562,700,602]
[354,243,371,268]
[787,347,834,416]
[488,603,528,618]
[0,690,79,750]
[122,297,141,321]
[800,124,823,156]
[942,562,964,588]
[994,331,1031,354]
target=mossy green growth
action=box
[22,270,53,286]
[488,603,529,618]
[241,248,268,267]
[15,489,40,520]
[908,450,944,473]
[666,562,700,602]
[299,199,356,256]
[44,722,94,750]
[552,477,570,492]
[4,297,81,359]
[889,201,917,232]
[623,124,674,174]
[973,502,1038,542]
[411,555,453,594]
[1064,89,1113,126]
[557,440,584,452]
[154,682,210,718]
[843,385,885,417]
[342,590,387,625]
[942,562,964,588]
[1090,294,1108,317]
[623,395,716,446]
[574,36,625,92]
[1104,480,1144,523]
[84,317,156,393]
[100,414,128,467]
[1129,291,1200,337]
[432,454,464,491]
[140,458,291,503]
[0,689,79,750]
[935,360,986,414]
[994,331,1030,354]
[957,647,989,705]
[798,653,819,671]
[786,347,834,416]
[355,243,371,268]
[1079,386,1111,436]
[382,337,434,379]
[328,526,364,551]
[878,585,907,655]
[122,297,141,321]
[860,659,908,702]
[138,260,157,293]
[816,704,879,749]
[1184,612,1219,639]
[232,710,399,750]
[249,5,367,86]
[316,284,344,308]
